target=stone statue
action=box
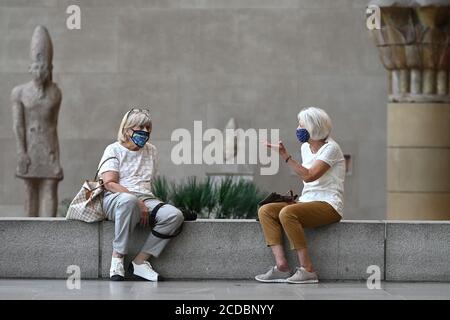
[206,117,254,183]
[11,25,63,217]
[224,117,238,161]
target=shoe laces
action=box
[111,258,124,272]
[273,266,290,274]
[298,266,315,274]
[136,261,154,270]
[270,266,278,274]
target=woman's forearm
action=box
[104,181,131,194]
[285,157,311,182]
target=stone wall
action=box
[0,0,387,219]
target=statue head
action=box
[28,25,53,84]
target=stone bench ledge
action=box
[0,218,448,281]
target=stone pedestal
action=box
[387,102,450,220]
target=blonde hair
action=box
[117,109,152,143]
[297,107,332,141]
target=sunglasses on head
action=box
[125,108,150,122]
[123,108,151,132]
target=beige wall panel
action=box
[388,148,450,192]
[388,192,450,220]
[388,103,450,147]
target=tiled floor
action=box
[0,279,449,300]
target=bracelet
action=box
[285,155,292,163]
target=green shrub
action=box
[151,175,267,219]
[171,176,207,215]
[151,175,171,203]
[215,177,266,219]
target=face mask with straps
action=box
[123,108,151,148]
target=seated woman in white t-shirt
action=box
[98,108,184,282]
[256,106,345,284]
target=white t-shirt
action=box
[97,141,159,195]
[298,138,345,216]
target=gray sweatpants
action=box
[102,192,184,258]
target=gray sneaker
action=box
[255,266,292,283]
[286,267,319,284]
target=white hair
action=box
[117,109,152,143]
[297,107,332,141]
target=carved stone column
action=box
[369,0,450,220]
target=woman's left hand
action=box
[263,140,289,160]
[138,200,149,227]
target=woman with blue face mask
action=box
[97,108,184,282]
[256,107,345,284]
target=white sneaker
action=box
[110,257,125,281]
[286,267,319,284]
[255,266,293,283]
[131,261,159,282]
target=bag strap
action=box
[285,190,293,197]
[94,156,119,181]
[150,202,166,221]
[152,224,183,239]
[149,202,183,239]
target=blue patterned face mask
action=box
[296,128,310,143]
[130,130,150,148]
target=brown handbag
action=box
[258,190,298,207]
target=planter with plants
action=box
[152,176,267,219]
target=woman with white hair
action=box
[98,108,184,282]
[257,106,345,284]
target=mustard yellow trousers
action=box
[258,201,341,250]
